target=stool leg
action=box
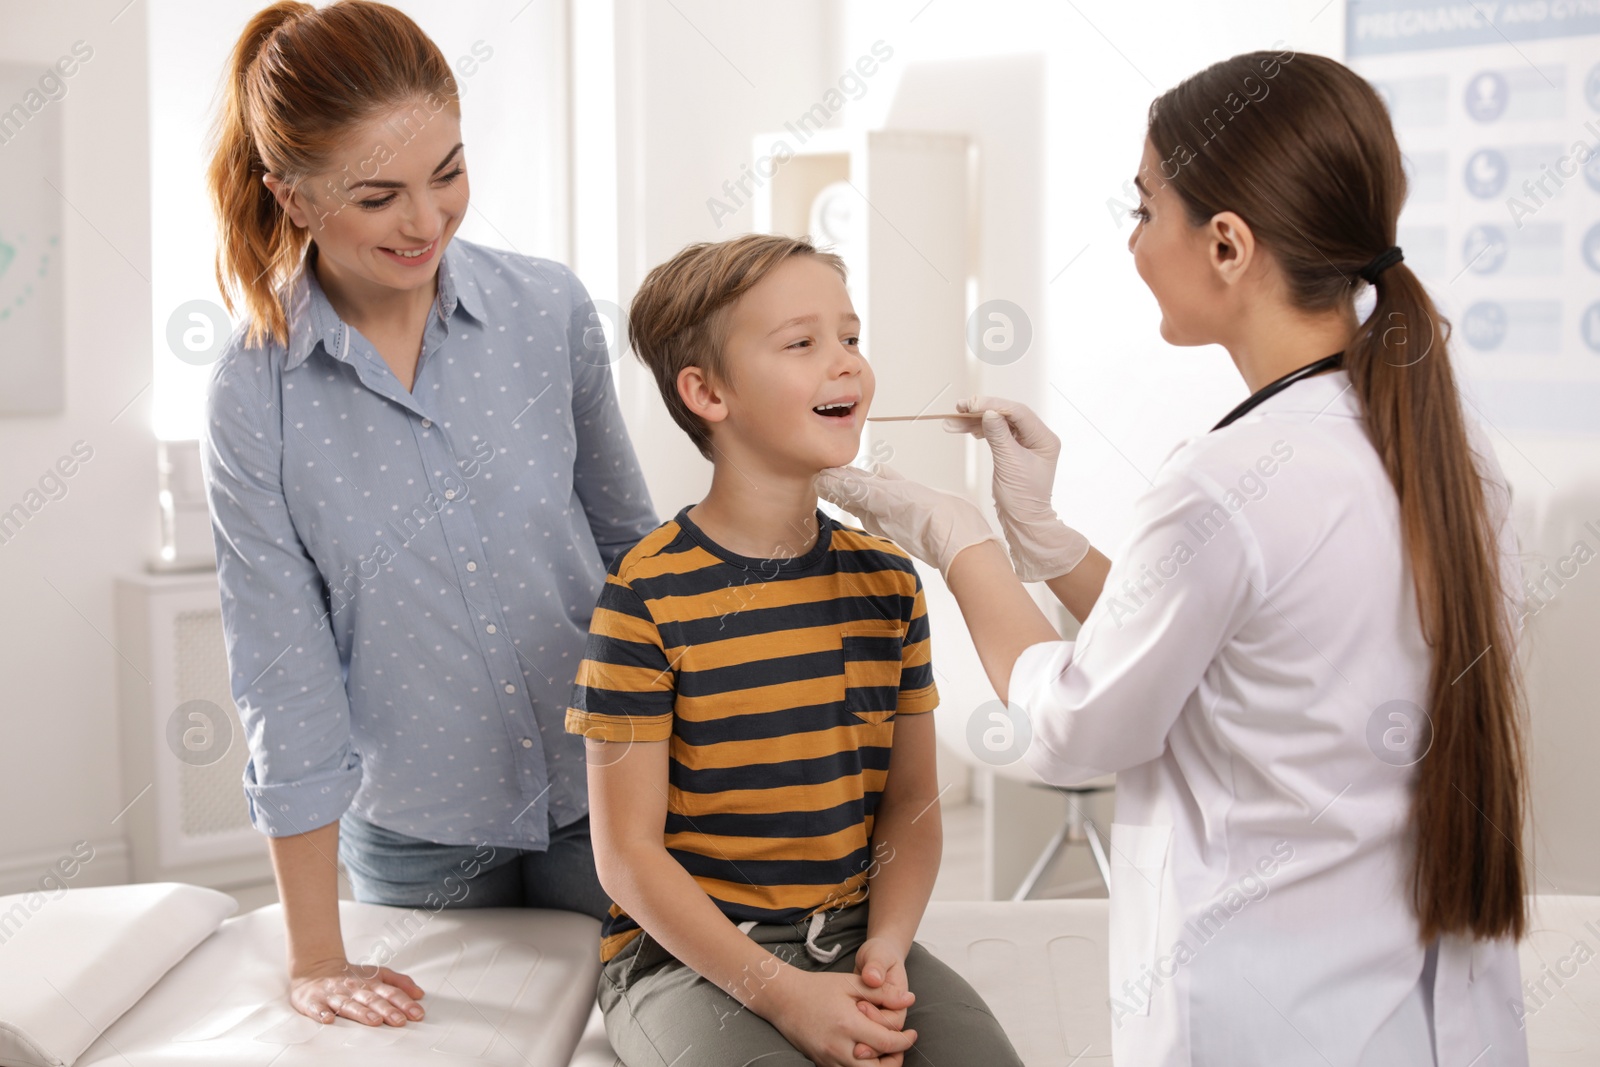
[1011,819,1072,901]
[1084,817,1111,891]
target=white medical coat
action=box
[1008,369,1528,1066]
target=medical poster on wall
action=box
[1347,1,1600,435]
[0,61,66,416]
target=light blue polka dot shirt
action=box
[199,236,658,850]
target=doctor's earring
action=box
[966,699,1033,767]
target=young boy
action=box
[564,234,1025,1066]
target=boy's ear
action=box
[677,365,729,425]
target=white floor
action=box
[226,800,1106,913]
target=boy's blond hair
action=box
[628,234,847,459]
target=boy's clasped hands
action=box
[763,937,918,1066]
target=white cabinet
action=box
[752,128,973,494]
[114,572,269,888]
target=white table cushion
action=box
[18,888,1592,1066]
[76,900,603,1067]
[0,882,236,1067]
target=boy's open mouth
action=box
[812,401,857,419]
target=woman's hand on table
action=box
[945,395,1089,582]
[813,462,1001,579]
[289,957,426,1026]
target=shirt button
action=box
[520,738,533,748]
[421,418,432,428]
[444,489,456,500]
[466,561,477,571]
[485,624,497,634]
[504,684,516,694]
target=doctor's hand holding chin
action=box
[819,48,1531,1067]
[812,395,1107,700]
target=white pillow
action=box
[0,882,235,1067]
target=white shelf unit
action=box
[751,127,973,496]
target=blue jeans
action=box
[338,810,612,922]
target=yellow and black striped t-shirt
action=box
[564,505,939,962]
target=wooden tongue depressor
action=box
[866,412,985,422]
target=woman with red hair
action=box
[201,1,657,1028]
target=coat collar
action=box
[1245,367,1360,421]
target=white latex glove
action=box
[944,395,1089,583]
[814,462,1002,578]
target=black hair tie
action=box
[1358,245,1404,285]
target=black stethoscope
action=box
[1211,352,1344,431]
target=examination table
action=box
[1,883,1595,1066]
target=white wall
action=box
[0,0,155,889]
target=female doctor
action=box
[819,52,1530,1066]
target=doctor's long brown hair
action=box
[1148,52,1527,941]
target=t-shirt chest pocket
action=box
[838,619,904,726]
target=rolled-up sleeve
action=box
[563,266,659,570]
[200,351,362,836]
[1008,467,1261,785]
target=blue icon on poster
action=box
[1586,151,1600,194]
[1464,149,1508,198]
[1586,63,1600,112]
[1463,225,1508,274]
[1465,71,1509,122]
[1584,223,1600,275]
[1582,303,1600,354]
[1463,302,1509,351]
